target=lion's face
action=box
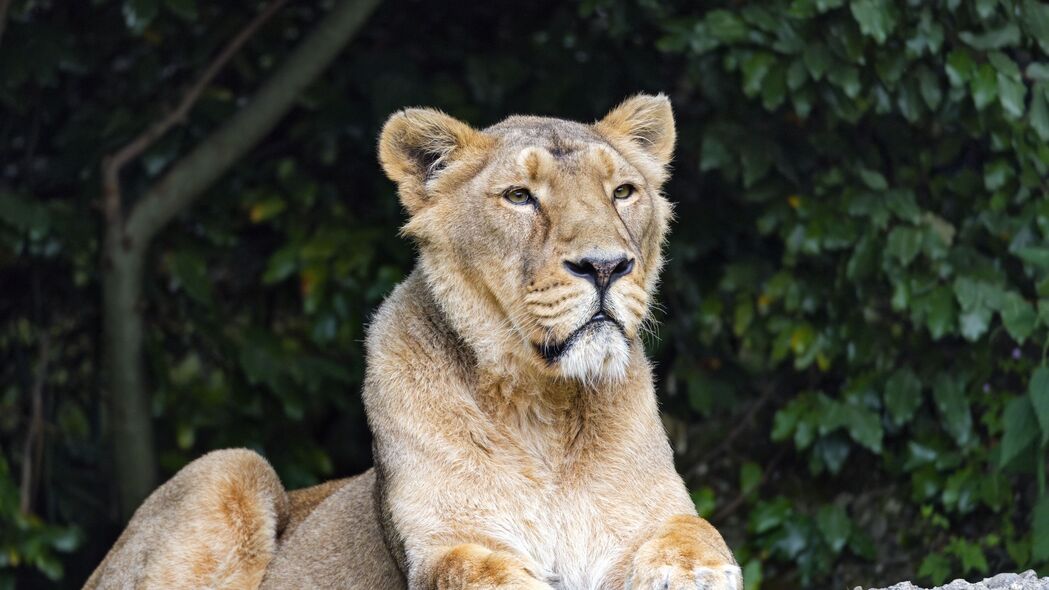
[379,95,675,383]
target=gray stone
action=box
[858,571,1049,590]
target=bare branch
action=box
[126,0,382,245]
[102,0,289,229]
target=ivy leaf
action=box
[946,49,975,86]
[887,226,923,266]
[933,373,972,447]
[803,44,832,80]
[857,168,888,190]
[959,306,991,341]
[997,75,1026,119]
[884,368,922,426]
[918,553,951,585]
[959,24,1021,50]
[999,396,1039,468]
[1028,63,1049,81]
[1030,83,1049,141]
[740,461,763,496]
[969,64,998,110]
[705,10,749,43]
[1000,292,1036,344]
[816,504,851,554]
[950,539,989,575]
[742,53,776,97]
[1033,495,1049,562]
[917,66,942,109]
[1023,0,1049,53]
[922,285,957,339]
[1029,367,1049,446]
[169,251,213,305]
[849,0,896,44]
[828,63,862,98]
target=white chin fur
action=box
[557,324,631,383]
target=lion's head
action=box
[378,95,675,384]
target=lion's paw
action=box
[432,544,554,590]
[626,514,742,590]
[627,562,742,590]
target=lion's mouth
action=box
[535,311,625,364]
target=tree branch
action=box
[125,0,382,245]
[101,0,383,519]
[102,0,289,229]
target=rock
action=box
[857,571,1049,590]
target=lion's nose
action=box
[563,255,634,291]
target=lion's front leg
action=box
[626,515,742,590]
[421,543,553,590]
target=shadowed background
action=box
[2,0,1049,588]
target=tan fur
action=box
[85,95,739,590]
[366,94,740,589]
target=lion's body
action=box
[86,96,740,590]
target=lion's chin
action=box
[556,322,631,384]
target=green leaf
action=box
[959,306,991,341]
[828,63,862,98]
[970,64,998,110]
[922,285,957,339]
[169,251,213,305]
[1032,495,1049,562]
[917,66,942,109]
[933,373,972,447]
[949,539,989,575]
[884,368,922,426]
[849,0,896,44]
[886,226,923,266]
[918,553,951,585]
[1028,63,1049,81]
[742,560,763,590]
[857,167,888,190]
[1017,245,1049,269]
[1023,0,1049,53]
[946,49,975,86]
[740,461,763,496]
[816,504,851,553]
[1030,83,1049,141]
[1000,292,1036,344]
[983,159,1013,190]
[705,10,749,43]
[989,51,1021,80]
[998,75,1026,119]
[999,396,1039,467]
[749,498,792,534]
[690,486,717,518]
[123,0,159,33]
[262,246,298,284]
[742,53,776,98]
[1029,367,1049,446]
[803,44,831,80]
[959,24,1021,50]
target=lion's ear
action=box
[595,94,676,168]
[378,108,487,214]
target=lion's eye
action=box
[613,184,636,200]
[504,187,534,205]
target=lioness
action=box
[85,95,740,590]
